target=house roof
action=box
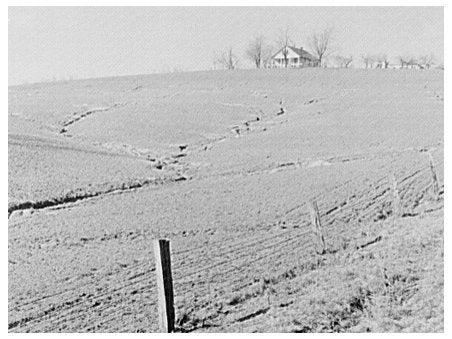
[272,46,318,62]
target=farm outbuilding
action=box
[271,46,319,68]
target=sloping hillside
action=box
[8,69,443,332]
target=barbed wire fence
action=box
[8,151,443,333]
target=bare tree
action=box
[361,54,375,69]
[262,45,275,69]
[276,28,292,68]
[407,56,418,69]
[216,47,239,70]
[344,56,353,68]
[375,54,390,69]
[334,55,353,68]
[418,54,435,69]
[309,29,332,67]
[382,55,390,69]
[398,56,408,69]
[246,35,267,68]
[399,55,418,69]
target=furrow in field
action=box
[169,163,423,293]
[9,153,443,332]
[172,165,440,329]
[8,176,188,218]
[59,103,126,133]
[9,268,156,332]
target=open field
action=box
[8,68,443,332]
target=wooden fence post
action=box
[428,153,439,200]
[153,239,175,333]
[308,200,327,255]
[391,173,401,219]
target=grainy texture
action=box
[8,69,443,332]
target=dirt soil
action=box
[8,68,443,332]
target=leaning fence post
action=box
[153,239,175,333]
[428,153,439,200]
[391,173,401,219]
[308,200,327,255]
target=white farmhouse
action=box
[271,46,319,68]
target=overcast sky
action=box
[9,6,443,85]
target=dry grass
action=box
[214,207,443,333]
[8,69,443,332]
